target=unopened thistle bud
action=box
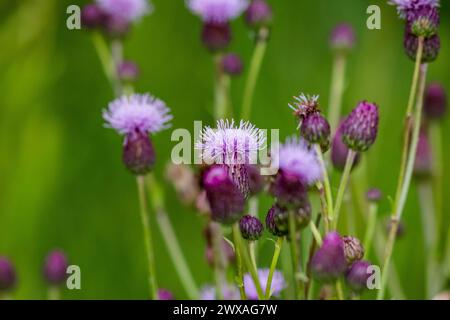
[81,4,106,29]
[301,113,331,151]
[366,188,383,203]
[404,30,440,63]
[343,236,364,264]
[0,257,16,292]
[265,204,289,237]
[331,122,360,171]
[201,22,232,52]
[345,260,372,293]
[43,250,69,285]
[245,0,272,29]
[221,53,243,76]
[424,83,447,120]
[311,232,347,283]
[123,131,156,175]
[239,215,264,241]
[330,23,356,53]
[270,170,307,209]
[341,101,379,152]
[117,60,140,82]
[203,165,245,224]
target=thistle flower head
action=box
[243,268,286,300]
[409,6,440,37]
[187,0,249,23]
[272,136,322,186]
[330,23,356,52]
[311,232,347,283]
[81,4,107,29]
[288,93,320,121]
[366,188,383,202]
[103,93,172,138]
[239,215,264,241]
[404,31,440,63]
[0,257,16,292]
[342,236,364,264]
[221,53,244,76]
[331,122,361,171]
[43,250,69,285]
[389,0,440,20]
[341,101,379,152]
[203,165,245,224]
[158,289,174,300]
[201,22,232,52]
[96,0,152,23]
[301,113,331,150]
[117,60,140,82]
[424,82,447,120]
[245,0,273,29]
[266,204,289,237]
[345,260,372,293]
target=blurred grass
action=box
[0,0,449,299]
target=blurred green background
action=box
[0,0,449,299]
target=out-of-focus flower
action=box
[117,60,140,82]
[158,288,174,300]
[201,22,232,52]
[366,188,383,202]
[196,119,265,197]
[245,0,272,29]
[345,260,372,293]
[243,268,286,300]
[341,101,379,152]
[404,28,440,63]
[81,4,107,29]
[205,239,235,266]
[0,257,16,292]
[202,165,245,224]
[342,236,364,264]
[424,82,447,120]
[96,0,152,24]
[311,232,347,283]
[385,218,406,239]
[239,215,264,241]
[389,0,440,20]
[432,291,450,300]
[414,129,432,179]
[221,53,243,76]
[331,122,360,171]
[330,23,356,52]
[200,284,240,300]
[186,0,249,23]
[265,201,311,237]
[166,164,200,206]
[43,250,69,285]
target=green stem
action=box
[335,279,344,300]
[249,241,257,271]
[136,176,158,300]
[332,150,356,229]
[363,203,378,259]
[309,220,323,246]
[315,145,333,231]
[233,225,247,300]
[47,286,61,300]
[241,29,269,120]
[288,210,301,299]
[146,175,199,299]
[429,123,443,247]
[265,237,284,299]
[328,53,347,133]
[214,54,232,119]
[211,222,226,299]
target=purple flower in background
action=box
[311,232,347,283]
[200,284,240,300]
[330,23,356,52]
[187,0,249,23]
[345,260,372,293]
[389,0,440,20]
[96,0,152,23]
[221,53,244,76]
[245,0,273,29]
[366,188,383,202]
[243,269,286,300]
[43,250,69,285]
[81,4,107,29]
[288,93,320,122]
[117,60,140,82]
[272,136,322,187]
[424,82,447,120]
[414,128,432,178]
[104,94,172,137]
[196,119,265,196]
[331,121,360,171]
[158,288,174,300]
[0,257,16,292]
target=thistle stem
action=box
[309,220,323,246]
[241,29,268,120]
[265,237,284,300]
[288,210,302,299]
[378,58,428,300]
[335,279,344,300]
[249,242,257,271]
[363,203,378,259]
[233,225,247,300]
[146,175,199,299]
[47,286,61,300]
[211,222,226,299]
[214,54,232,119]
[429,123,443,245]
[328,53,347,133]
[136,175,158,300]
[315,144,333,231]
[332,150,356,229]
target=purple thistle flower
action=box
[331,121,361,171]
[404,31,440,63]
[0,257,16,292]
[158,288,174,300]
[201,22,232,52]
[103,93,172,137]
[96,0,152,24]
[81,4,107,29]
[330,23,356,52]
[342,236,364,264]
[239,215,264,240]
[272,136,322,187]
[117,60,140,82]
[341,101,379,152]
[311,232,347,283]
[266,204,289,237]
[221,53,243,76]
[187,0,249,23]
[203,165,245,224]
[414,128,432,178]
[288,93,320,122]
[270,170,307,208]
[243,268,286,300]
[200,284,240,300]
[366,188,383,202]
[245,0,273,29]
[424,82,447,120]
[345,260,372,293]
[301,113,331,150]
[43,250,69,285]
[196,119,265,196]
[389,0,440,20]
